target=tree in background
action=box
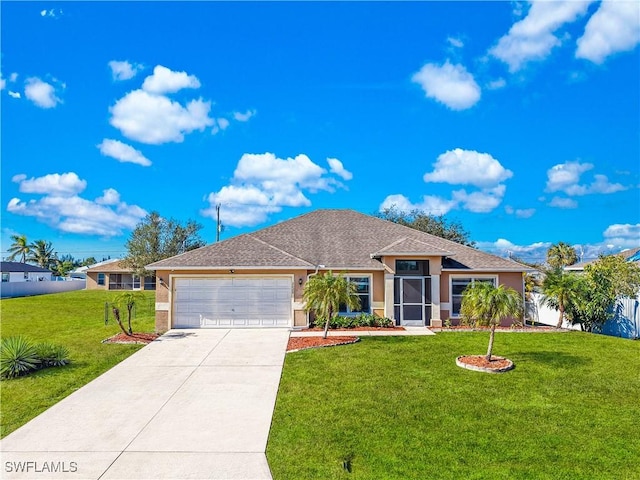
[27,240,57,270]
[541,268,584,328]
[376,206,475,247]
[460,282,523,361]
[566,254,640,332]
[6,235,32,263]
[546,242,578,269]
[303,272,361,339]
[81,257,97,267]
[122,212,205,276]
[51,255,80,277]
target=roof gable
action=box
[0,262,52,273]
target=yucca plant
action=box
[35,342,70,368]
[0,336,41,379]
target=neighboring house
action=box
[565,246,640,272]
[85,259,156,291]
[0,262,53,283]
[147,209,529,332]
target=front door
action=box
[394,277,431,326]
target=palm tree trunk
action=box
[556,305,564,329]
[485,324,496,362]
[127,304,134,335]
[323,307,332,339]
[112,307,129,336]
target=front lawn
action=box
[0,289,156,438]
[267,332,640,479]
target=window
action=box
[395,260,429,276]
[144,276,156,290]
[339,276,371,314]
[97,273,105,286]
[109,274,134,290]
[450,277,496,316]
[2,273,9,283]
[132,276,141,290]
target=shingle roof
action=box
[85,259,129,273]
[147,209,527,272]
[0,262,52,273]
[566,246,640,271]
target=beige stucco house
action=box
[147,209,528,333]
[86,259,156,291]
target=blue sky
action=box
[2,1,639,264]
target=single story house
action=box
[0,262,53,283]
[147,209,529,332]
[86,259,156,291]
[565,246,640,272]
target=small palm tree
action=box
[541,268,583,328]
[303,272,360,339]
[460,282,523,361]
[6,234,32,263]
[114,291,145,335]
[27,240,57,269]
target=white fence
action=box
[0,279,86,299]
[529,293,640,339]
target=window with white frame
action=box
[97,273,105,286]
[339,276,371,314]
[450,276,496,316]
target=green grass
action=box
[0,289,156,438]
[267,332,640,480]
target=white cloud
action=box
[6,175,146,237]
[13,172,86,196]
[548,196,578,208]
[411,60,481,110]
[109,89,214,144]
[447,36,464,48]
[505,206,536,218]
[476,238,552,260]
[327,158,353,181]
[486,78,507,90]
[24,77,62,108]
[96,188,121,205]
[576,0,640,64]
[602,223,640,248]
[424,148,513,188]
[40,9,62,18]
[490,1,593,72]
[452,185,506,213]
[141,65,201,94]
[8,91,21,99]
[233,109,256,122]
[0,75,5,90]
[9,73,18,82]
[108,60,143,81]
[380,194,459,216]
[97,139,152,167]
[202,152,352,227]
[545,161,626,195]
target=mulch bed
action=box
[287,336,360,352]
[102,332,160,344]
[457,355,512,370]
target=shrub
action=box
[35,343,70,368]
[1,336,41,379]
[312,313,394,329]
[0,337,70,379]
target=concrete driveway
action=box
[0,328,290,480]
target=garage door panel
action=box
[173,277,292,328]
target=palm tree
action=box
[27,240,57,269]
[546,242,578,269]
[6,234,31,263]
[114,291,146,335]
[460,282,523,361]
[541,268,584,328]
[303,271,360,339]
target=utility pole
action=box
[216,204,221,242]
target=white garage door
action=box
[172,277,292,328]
